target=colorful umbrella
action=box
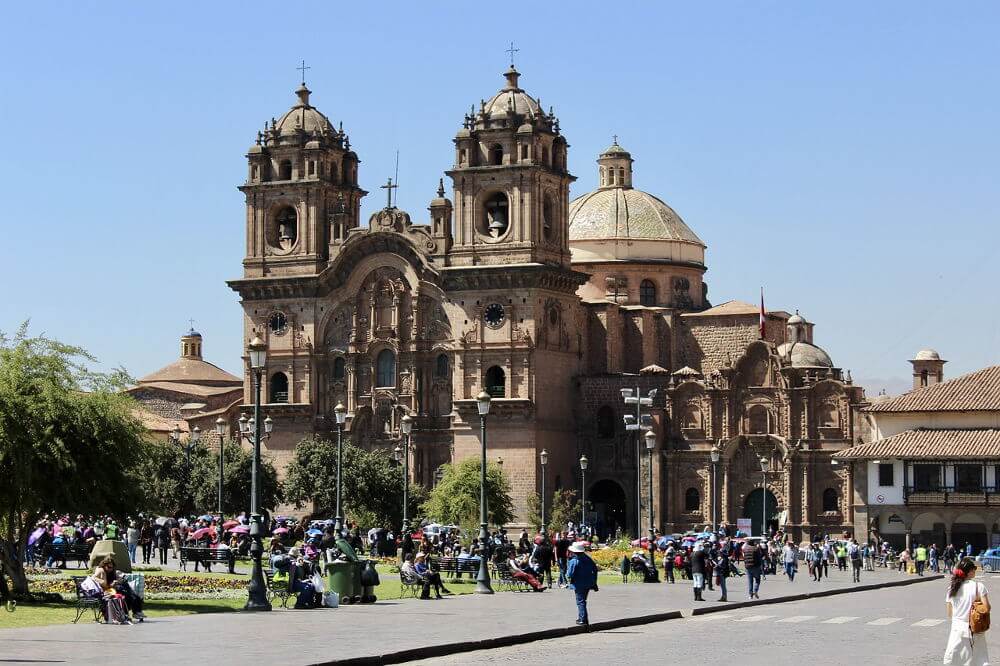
[229,525,250,534]
[273,527,289,535]
[222,520,239,530]
[190,527,214,540]
[306,528,323,536]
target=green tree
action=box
[423,457,514,532]
[526,489,581,533]
[282,436,424,529]
[0,326,149,598]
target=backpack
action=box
[105,595,129,624]
[971,583,991,634]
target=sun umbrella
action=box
[223,520,239,529]
[154,517,169,526]
[199,514,214,522]
[273,527,289,535]
[306,528,323,536]
[190,527,214,540]
[229,525,250,534]
[28,528,45,546]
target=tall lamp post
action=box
[475,391,494,594]
[622,386,656,538]
[539,449,548,536]
[245,335,271,611]
[214,417,227,525]
[759,455,771,538]
[710,443,721,532]
[644,430,656,540]
[399,413,413,537]
[170,424,201,514]
[334,402,347,536]
[579,455,588,531]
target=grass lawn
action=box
[4,566,624,629]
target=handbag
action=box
[970,583,990,634]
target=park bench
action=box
[71,576,102,624]
[434,556,480,579]
[179,546,236,573]
[491,562,531,592]
[42,542,92,568]
[264,571,292,608]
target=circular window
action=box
[483,303,506,329]
[269,312,288,335]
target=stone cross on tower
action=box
[380,177,398,209]
[297,59,311,85]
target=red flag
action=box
[759,287,766,339]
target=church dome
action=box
[913,348,941,361]
[273,84,333,136]
[569,187,703,244]
[482,67,542,118]
[777,341,834,368]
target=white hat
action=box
[569,541,587,553]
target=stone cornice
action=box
[442,263,588,293]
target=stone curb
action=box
[320,575,942,665]
[689,573,944,616]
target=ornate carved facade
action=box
[228,68,867,537]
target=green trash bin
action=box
[325,561,356,604]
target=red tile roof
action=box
[864,366,1000,413]
[834,428,1000,460]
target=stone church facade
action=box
[227,67,867,541]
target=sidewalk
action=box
[0,567,941,665]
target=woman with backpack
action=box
[944,556,990,665]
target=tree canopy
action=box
[282,436,424,530]
[0,325,149,596]
[423,457,514,531]
[526,489,582,533]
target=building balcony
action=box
[905,486,1000,506]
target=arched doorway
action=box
[952,512,988,554]
[743,488,779,537]
[588,479,627,542]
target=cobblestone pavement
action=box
[413,574,1000,665]
[0,566,942,665]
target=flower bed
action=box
[28,575,248,596]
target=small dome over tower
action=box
[272,83,334,136]
[597,138,634,189]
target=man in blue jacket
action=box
[567,541,599,625]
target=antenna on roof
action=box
[393,149,400,208]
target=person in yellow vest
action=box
[915,544,929,576]
[836,543,848,571]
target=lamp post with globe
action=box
[475,391,494,594]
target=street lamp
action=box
[475,391,494,594]
[645,430,656,543]
[245,335,271,611]
[622,386,656,538]
[579,455,589,531]
[539,449,549,536]
[400,413,413,539]
[334,402,347,537]
[710,443,721,533]
[215,417,227,525]
[759,455,771,538]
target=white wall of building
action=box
[867,460,905,505]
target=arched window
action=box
[542,193,554,239]
[485,365,505,398]
[684,487,700,512]
[639,279,657,306]
[489,144,503,166]
[275,206,297,249]
[279,159,293,180]
[920,369,928,387]
[269,372,289,403]
[747,404,771,434]
[542,146,549,165]
[822,488,838,512]
[376,349,396,387]
[332,357,346,380]
[596,406,615,438]
[618,167,625,184]
[599,167,606,186]
[435,354,449,379]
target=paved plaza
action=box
[1,568,945,665]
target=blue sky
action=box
[1,2,997,395]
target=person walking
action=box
[663,542,676,584]
[743,541,762,599]
[782,541,797,582]
[714,546,730,602]
[567,542,599,626]
[931,544,940,573]
[915,543,929,576]
[690,543,707,601]
[821,541,831,578]
[126,521,139,564]
[848,539,862,583]
[811,543,824,582]
[943,557,990,666]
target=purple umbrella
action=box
[28,528,45,546]
[272,527,289,535]
[229,525,250,534]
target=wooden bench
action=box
[179,546,236,573]
[70,576,102,624]
[434,556,481,579]
[264,571,292,608]
[42,543,92,568]
[491,562,531,592]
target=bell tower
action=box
[240,83,367,278]
[446,66,574,268]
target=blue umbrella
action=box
[306,528,323,536]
